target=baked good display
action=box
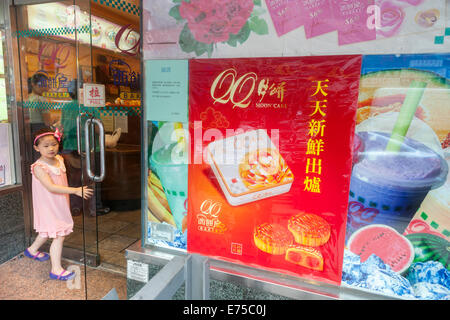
[285,245,324,271]
[239,148,294,191]
[288,213,331,247]
[253,223,294,255]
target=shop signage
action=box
[83,83,105,107]
[115,24,140,56]
[38,44,72,70]
[109,59,141,89]
[36,70,70,90]
[187,56,362,285]
[119,92,140,100]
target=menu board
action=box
[186,56,362,284]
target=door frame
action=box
[10,0,100,267]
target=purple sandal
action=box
[24,248,50,262]
[49,270,75,281]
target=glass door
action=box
[13,0,132,300]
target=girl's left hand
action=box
[75,186,93,199]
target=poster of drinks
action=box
[343,54,449,298]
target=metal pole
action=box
[185,254,210,300]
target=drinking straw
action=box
[174,122,186,152]
[385,81,427,152]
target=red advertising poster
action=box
[187,56,362,285]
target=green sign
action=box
[145,60,188,123]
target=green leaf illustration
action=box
[249,16,268,35]
[253,0,262,6]
[179,24,196,53]
[227,22,251,47]
[251,6,266,17]
[179,24,214,57]
[169,5,183,23]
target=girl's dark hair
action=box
[33,127,57,146]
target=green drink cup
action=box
[150,142,188,231]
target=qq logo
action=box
[197,200,226,234]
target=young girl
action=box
[24,127,93,281]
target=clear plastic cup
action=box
[346,131,448,239]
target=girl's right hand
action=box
[75,186,94,199]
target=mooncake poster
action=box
[187,56,362,285]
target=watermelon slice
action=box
[405,233,450,269]
[347,224,414,274]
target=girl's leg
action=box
[27,235,48,259]
[49,236,71,276]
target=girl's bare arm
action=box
[33,165,93,199]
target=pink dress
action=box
[31,155,73,238]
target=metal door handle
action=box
[84,118,106,182]
[76,112,90,156]
[76,114,82,155]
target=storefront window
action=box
[142,0,449,301]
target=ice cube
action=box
[413,282,450,300]
[407,261,450,288]
[366,269,414,298]
[343,249,361,264]
[361,254,392,274]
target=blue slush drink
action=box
[346,131,448,239]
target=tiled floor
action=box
[65,209,141,271]
[0,209,141,300]
[0,254,127,300]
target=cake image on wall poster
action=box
[187,55,362,285]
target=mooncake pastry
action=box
[239,148,293,190]
[285,246,324,271]
[253,223,293,255]
[288,213,331,247]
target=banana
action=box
[150,183,171,212]
[148,171,171,212]
[149,171,164,191]
[147,209,161,223]
[182,215,188,233]
[147,185,176,227]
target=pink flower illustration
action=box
[179,0,253,44]
[376,0,406,38]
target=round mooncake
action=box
[288,213,331,247]
[285,245,324,271]
[253,223,293,255]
